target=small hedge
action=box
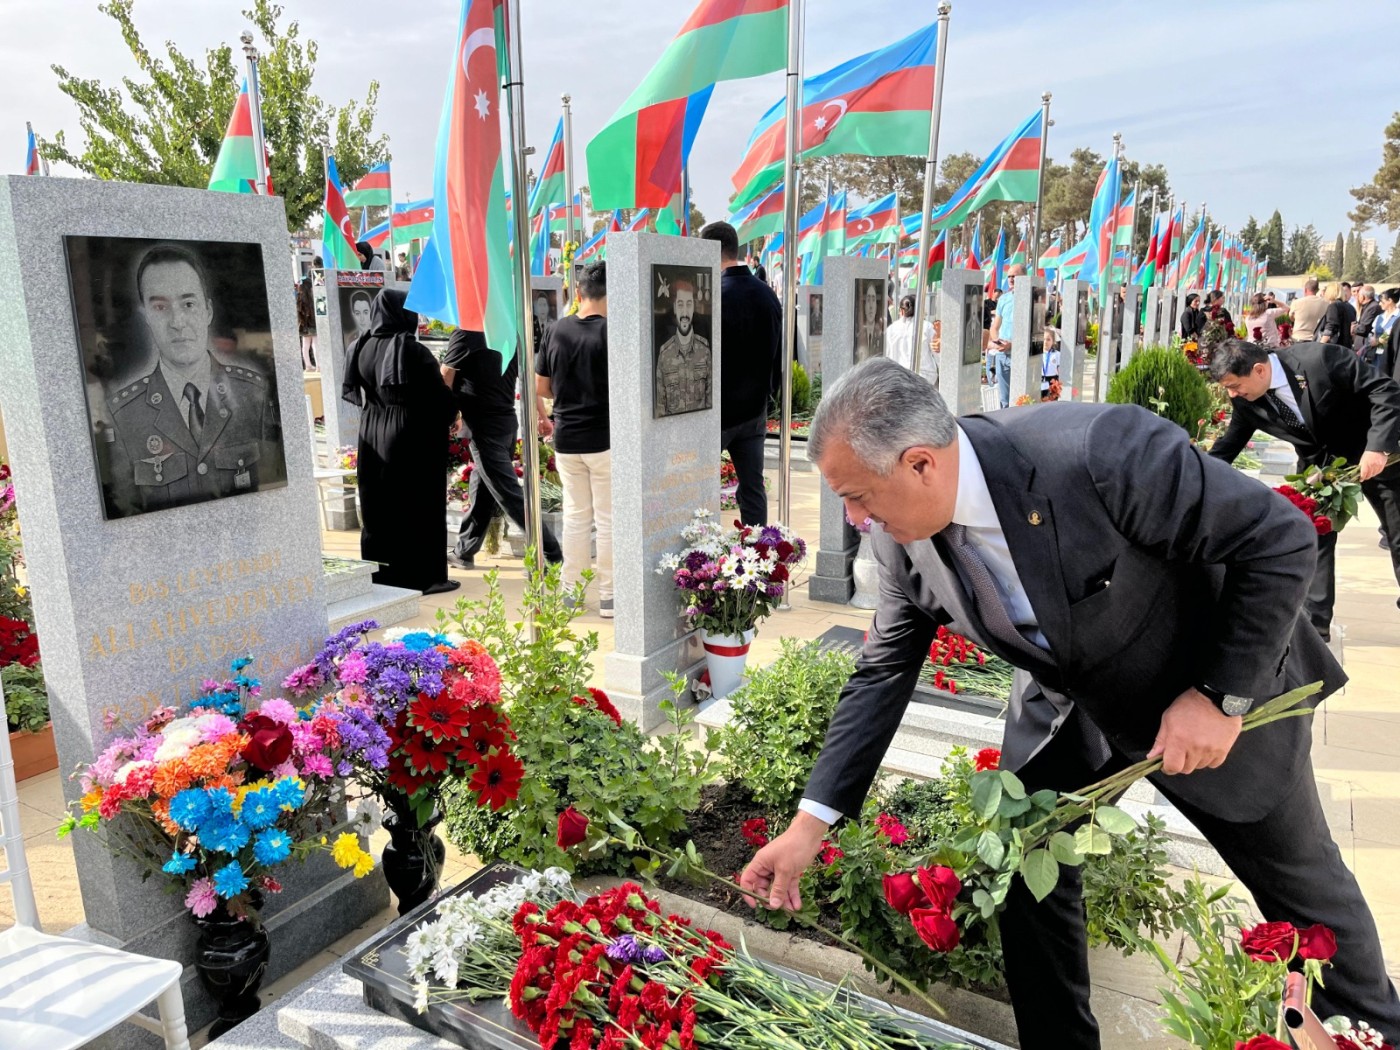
[1106,346,1213,435]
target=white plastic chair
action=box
[0,680,190,1049]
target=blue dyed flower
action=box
[169,788,211,831]
[230,656,254,674]
[162,850,197,875]
[273,777,305,811]
[205,787,235,818]
[212,861,249,898]
[239,786,281,830]
[605,934,641,964]
[253,828,292,866]
[642,945,667,964]
[397,631,440,652]
[200,818,251,854]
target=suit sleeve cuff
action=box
[797,799,843,826]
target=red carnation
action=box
[820,842,844,866]
[874,813,910,846]
[910,907,960,952]
[237,712,294,773]
[974,748,1002,772]
[1240,920,1298,963]
[556,806,589,849]
[883,872,928,915]
[470,749,525,810]
[1296,922,1337,962]
[571,687,623,727]
[1275,485,1298,497]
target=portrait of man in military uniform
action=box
[64,237,288,520]
[854,278,886,362]
[652,265,713,419]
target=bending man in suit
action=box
[1207,338,1400,638]
[739,357,1400,1049]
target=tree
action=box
[45,0,386,232]
[1042,148,1102,244]
[1238,216,1261,254]
[1331,232,1345,272]
[1261,210,1285,274]
[1284,224,1321,275]
[1343,230,1363,281]
[1386,235,1400,284]
[1350,110,1400,229]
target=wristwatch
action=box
[1197,683,1253,717]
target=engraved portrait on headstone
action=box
[1076,289,1090,345]
[652,263,713,418]
[63,236,288,521]
[808,292,824,336]
[962,285,984,366]
[339,271,385,350]
[1030,283,1048,358]
[854,278,886,361]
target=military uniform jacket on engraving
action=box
[104,354,284,515]
[655,333,712,415]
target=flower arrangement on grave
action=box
[656,510,806,640]
[510,438,563,513]
[404,868,974,1050]
[336,445,358,474]
[447,433,473,472]
[57,658,377,922]
[1273,454,1400,536]
[917,625,1015,702]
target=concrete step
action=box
[328,583,421,633]
[763,436,816,473]
[321,556,376,605]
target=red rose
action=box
[1239,920,1298,963]
[915,865,962,910]
[1235,1036,1291,1050]
[237,712,294,772]
[1275,485,1298,497]
[974,748,1001,772]
[882,872,928,915]
[1296,922,1337,962]
[1313,515,1334,536]
[909,907,960,952]
[556,806,589,849]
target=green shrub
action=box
[791,363,812,415]
[1082,811,1185,953]
[2,662,48,733]
[1106,346,1213,435]
[718,639,856,812]
[438,563,714,875]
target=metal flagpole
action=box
[910,1,952,378]
[562,93,577,256]
[681,161,691,236]
[240,31,269,195]
[503,0,546,589]
[385,162,398,274]
[1029,91,1052,276]
[1093,132,1122,400]
[776,0,804,550]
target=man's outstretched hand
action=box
[738,810,829,912]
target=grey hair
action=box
[809,357,956,475]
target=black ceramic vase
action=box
[193,894,270,1038]
[381,790,447,916]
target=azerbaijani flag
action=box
[1112,189,1136,248]
[321,155,360,270]
[847,193,899,247]
[392,199,435,243]
[1175,222,1205,290]
[530,210,550,276]
[24,126,40,176]
[1058,234,1091,279]
[925,228,947,283]
[927,111,1041,231]
[1008,236,1027,268]
[1080,153,1121,296]
[208,78,270,194]
[362,219,392,253]
[528,118,566,218]
[1137,211,1161,288]
[345,161,392,208]
[730,22,937,208]
[805,192,847,284]
[548,193,585,231]
[985,227,1006,293]
[966,217,983,272]
[626,208,651,231]
[587,0,787,209]
[1155,206,1181,283]
[406,0,518,362]
[1038,237,1062,273]
[731,181,785,241]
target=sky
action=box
[6,0,1396,254]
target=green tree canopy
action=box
[45,0,387,232]
[1350,110,1400,229]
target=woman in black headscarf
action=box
[1179,293,1206,341]
[343,288,460,595]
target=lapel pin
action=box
[1028,511,1043,526]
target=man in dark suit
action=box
[740,357,1400,1049]
[1207,339,1400,636]
[700,220,782,524]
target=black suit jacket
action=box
[1207,341,1400,468]
[717,265,783,430]
[804,405,1344,824]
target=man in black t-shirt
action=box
[442,330,561,569]
[536,262,614,617]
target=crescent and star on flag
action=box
[812,98,848,134]
[461,26,495,120]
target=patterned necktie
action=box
[1264,389,1310,440]
[940,523,1048,666]
[184,382,206,444]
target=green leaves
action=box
[1048,831,1085,867]
[1019,849,1059,903]
[1074,824,1113,856]
[975,830,1005,869]
[1092,805,1136,836]
[970,772,1003,821]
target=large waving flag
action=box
[804,192,847,284]
[1112,189,1136,248]
[967,217,983,272]
[530,210,551,276]
[926,111,1041,232]
[925,228,948,283]
[1137,211,1161,288]
[1155,205,1181,283]
[208,79,271,194]
[1008,236,1027,268]
[345,161,392,208]
[1057,233,1091,278]
[587,0,787,209]
[24,125,40,176]
[528,118,566,218]
[407,0,518,361]
[321,156,360,270]
[1080,153,1121,296]
[847,193,899,248]
[731,181,785,241]
[548,193,585,231]
[730,22,937,209]
[392,199,435,243]
[985,226,1006,293]
[1174,222,1205,289]
[1038,237,1062,277]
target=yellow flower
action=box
[80,788,103,813]
[330,832,363,871]
[352,852,375,878]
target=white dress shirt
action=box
[799,424,1044,826]
[1268,352,1304,424]
[884,316,938,382]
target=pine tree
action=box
[1332,232,1345,272]
[1342,231,1362,281]
[1262,211,1285,274]
[1239,216,1261,253]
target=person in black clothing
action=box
[1204,289,1233,331]
[1209,338,1400,638]
[442,330,561,570]
[1319,283,1358,349]
[1179,293,1206,341]
[1353,285,1383,367]
[700,221,782,525]
[343,288,460,595]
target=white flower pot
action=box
[700,628,755,700]
[850,533,879,610]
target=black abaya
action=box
[343,290,457,591]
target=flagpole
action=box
[776,0,804,560]
[502,0,546,588]
[911,0,952,377]
[1030,91,1052,276]
[562,93,577,259]
[240,30,269,195]
[384,163,398,274]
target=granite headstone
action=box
[936,268,986,416]
[1009,274,1048,404]
[1059,280,1092,401]
[1119,283,1141,370]
[0,176,387,1043]
[800,284,823,375]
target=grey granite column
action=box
[1009,274,1048,403]
[1119,284,1142,370]
[937,269,987,417]
[1059,280,1091,401]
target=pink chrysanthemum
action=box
[257,699,298,725]
[185,878,218,918]
[298,753,333,779]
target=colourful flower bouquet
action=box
[448,434,474,472]
[284,622,522,829]
[405,869,974,1050]
[58,658,376,921]
[336,445,358,474]
[656,510,806,638]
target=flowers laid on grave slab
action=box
[656,510,806,638]
[58,658,377,921]
[917,625,1015,702]
[404,868,974,1050]
[1272,455,1399,536]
